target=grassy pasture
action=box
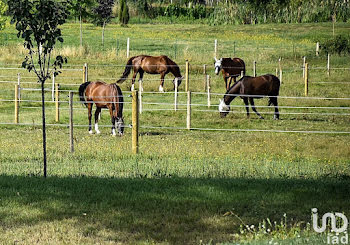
[0,22,349,244]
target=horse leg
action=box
[138,70,144,92]
[88,102,93,134]
[108,105,116,136]
[224,76,228,90]
[228,76,235,89]
[94,107,101,134]
[159,73,165,92]
[270,97,279,120]
[243,97,250,118]
[249,98,264,119]
[131,71,137,91]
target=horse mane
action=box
[165,56,181,77]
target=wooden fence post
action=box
[207,75,211,108]
[203,64,207,91]
[303,56,306,78]
[126,37,130,58]
[15,84,19,124]
[186,91,191,130]
[69,91,74,153]
[55,83,60,122]
[185,60,189,92]
[233,41,236,57]
[327,53,330,76]
[316,42,320,56]
[279,69,283,84]
[51,73,55,101]
[174,79,178,111]
[83,63,88,83]
[139,81,142,114]
[132,90,139,154]
[253,60,257,77]
[304,63,309,96]
[214,39,217,58]
[17,73,21,101]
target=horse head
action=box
[116,117,124,136]
[218,99,230,118]
[173,77,183,88]
[214,58,223,75]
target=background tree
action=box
[0,0,7,31]
[68,0,95,47]
[8,0,69,177]
[119,0,129,26]
[93,0,114,47]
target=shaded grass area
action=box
[0,174,348,244]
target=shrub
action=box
[322,35,350,56]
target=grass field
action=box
[0,22,349,244]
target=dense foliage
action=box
[322,34,350,56]
[208,0,350,25]
[0,0,6,30]
[119,0,130,25]
[93,0,114,27]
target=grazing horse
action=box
[219,74,280,119]
[117,55,183,92]
[214,57,246,90]
[79,81,124,136]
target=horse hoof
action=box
[89,131,93,135]
[96,130,101,134]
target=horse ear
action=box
[214,57,218,62]
[219,99,222,103]
[220,58,223,62]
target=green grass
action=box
[0,22,349,244]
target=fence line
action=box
[18,106,350,116]
[0,122,348,135]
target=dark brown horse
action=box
[79,81,124,136]
[214,57,246,90]
[117,55,183,92]
[219,74,280,119]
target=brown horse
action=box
[117,55,183,92]
[79,81,124,136]
[219,74,280,119]
[214,57,246,90]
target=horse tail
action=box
[117,57,135,84]
[239,59,246,76]
[113,84,124,117]
[79,81,91,107]
[268,74,280,106]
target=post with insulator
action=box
[132,90,139,154]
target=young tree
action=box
[68,0,95,47]
[0,0,7,31]
[8,0,69,177]
[93,0,114,46]
[119,0,129,26]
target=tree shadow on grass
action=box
[0,175,349,244]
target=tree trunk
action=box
[41,80,47,178]
[102,21,105,47]
[80,15,83,47]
